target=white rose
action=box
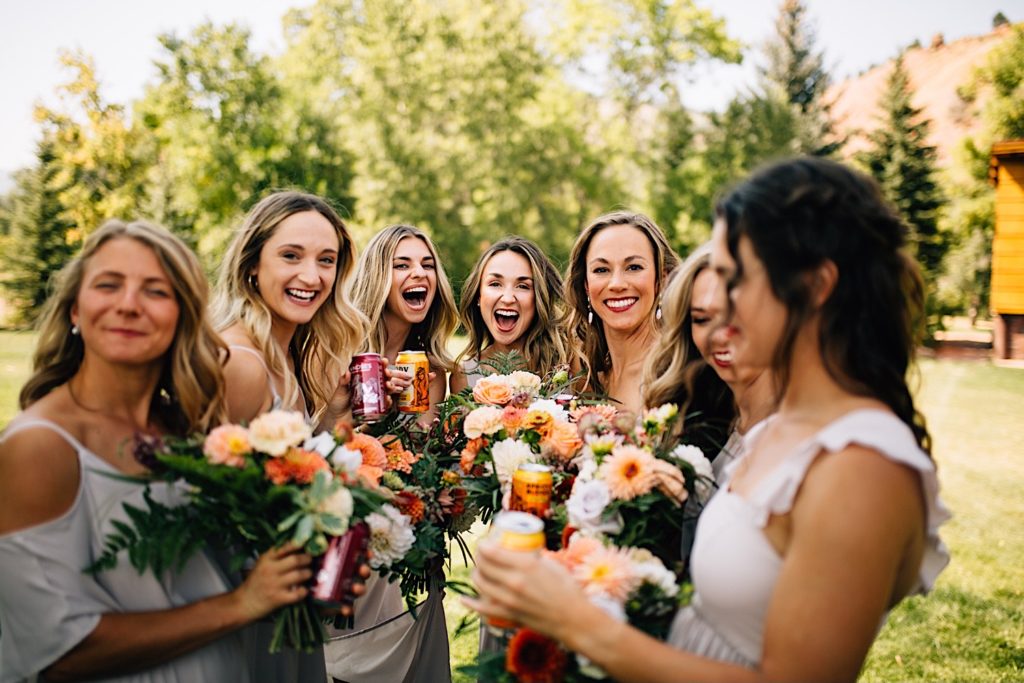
[319,486,354,530]
[566,479,623,535]
[248,410,312,456]
[330,446,363,475]
[303,432,336,458]
[671,444,715,502]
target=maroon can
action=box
[311,522,370,606]
[349,352,387,423]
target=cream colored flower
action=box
[248,410,312,456]
[463,406,505,439]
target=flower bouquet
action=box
[471,533,686,682]
[88,410,387,652]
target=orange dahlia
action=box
[348,433,388,469]
[264,447,330,485]
[381,435,420,474]
[393,491,426,524]
[505,628,566,683]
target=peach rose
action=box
[542,420,583,461]
[473,375,514,406]
[464,406,504,439]
[248,410,312,456]
[203,424,252,467]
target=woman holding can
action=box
[0,219,313,682]
[212,190,368,431]
[565,211,679,415]
[351,223,459,427]
[324,224,458,683]
[466,157,950,682]
[450,236,572,393]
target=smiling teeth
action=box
[495,310,518,318]
[606,298,637,311]
[714,351,733,363]
[287,289,316,301]
[405,287,427,294]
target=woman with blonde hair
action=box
[351,223,458,424]
[468,157,950,682]
[324,223,457,683]
[565,210,679,414]
[451,236,571,392]
[0,220,312,681]
[212,190,367,429]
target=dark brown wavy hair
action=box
[715,157,931,454]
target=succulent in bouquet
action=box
[87,410,388,652]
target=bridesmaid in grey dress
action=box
[0,220,313,682]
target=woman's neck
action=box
[69,355,161,431]
[733,370,776,434]
[604,320,654,377]
[383,309,412,362]
[777,324,857,425]
[269,317,297,361]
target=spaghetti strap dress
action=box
[667,409,951,666]
[0,419,248,683]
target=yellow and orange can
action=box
[485,511,545,631]
[510,463,553,518]
[395,350,430,413]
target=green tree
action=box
[0,139,78,324]
[859,54,946,332]
[760,0,840,155]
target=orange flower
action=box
[522,409,554,439]
[357,464,384,486]
[573,544,640,602]
[501,406,525,433]
[542,420,583,461]
[505,628,566,683]
[393,490,426,524]
[264,447,330,485]
[599,445,656,500]
[332,419,355,444]
[348,433,388,469]
[551,534,602,571]
[460,437,485,474]
[441,470,462,486]
[473,375,514,406]
[381,435,419,473]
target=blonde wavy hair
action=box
[456,236,571,375]
[565,211,679,395]
[210,191,367,423]
[20,220,227,435]
[351,225,458,373]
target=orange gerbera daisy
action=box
[552,534,603,571]
[599,445,656,500]
[522,409,554,438]
[348,433,388,469]
[264,447,330,485]
[505,628,566,683]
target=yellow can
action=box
[395,350,430,413]
[485,511,545,631]
[510,463,553,518]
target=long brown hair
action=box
[21,220,227,435]
[716,157,931,453]
[457,236,571,374]
[565,211,679,395]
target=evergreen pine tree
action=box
[0,138,78,324]
[860,54,947,329]
[760,0,840,155]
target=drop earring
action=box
[587,299,593,325]
[71,324,80,336]
[655,304,662,321]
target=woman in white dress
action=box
[467,157,950,682]
[564,211,678,415]
[450,236,572,393]
[324,224,459,683]
[0,220,312,683]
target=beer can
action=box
[350,353,387,422]
[310,522,369,606]
[394,350,430,413]
[485,511,545,631]
[510,463,553,518]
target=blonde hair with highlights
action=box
[457,236,571,375]
[565,211,679,395]
[20,220,227,435]
[211,191,367,423]
[351,225,458,373]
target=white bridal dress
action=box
[0,420,249,683]
[668,409,950,666]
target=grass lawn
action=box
[1,331,1021,681]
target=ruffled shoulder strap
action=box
[745,409,950,592]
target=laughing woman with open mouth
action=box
[450,236,572,393]
[322,224,459,683]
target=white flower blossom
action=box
[566,479,623,535]
[527,398,569,423]
[319,485,354,531]
[671,444,715,502]
[366,504,416,569]
[490,438,536,489]
[303,432,336,458]
[330,446,363,476]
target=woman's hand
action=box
[464,543,589,642]
[382,357,412,396]
[232,543,313,622]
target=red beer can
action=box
[350,353,387,423]
[310,522,370,606]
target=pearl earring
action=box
[656,305,662,321]
[587,300,593,325]
[71,324,80,336]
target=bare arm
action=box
[468,446,926,683]
[449,365,468,395]
[45,545,312,682]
